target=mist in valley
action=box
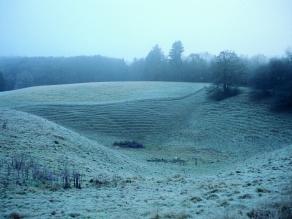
[0,1,292,219]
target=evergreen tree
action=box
[144,45,166,80]
[169,41,184,66]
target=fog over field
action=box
[0,1,292,219]
[1,0,292,59]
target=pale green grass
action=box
[0,81,207,107]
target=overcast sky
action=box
[0,0,291,60]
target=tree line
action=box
[0,56,128,91]
[250,51,292,110]
[0,41,291,110]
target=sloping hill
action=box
[2,82,291,168]
[1,82,292,218]
[0,109,146,177]
[1,110,291,218]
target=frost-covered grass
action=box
[12,83,292,167]
[1,82,292,218]
[1,111,291,218]
[0,81,206,107]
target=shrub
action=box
[89,174,122,187]
[113,140,144,149]
[0,154,82,190]
[249,55,292,111]
[62,167,71,189]
[8,212,22,219]
[271,86,292,111]
[72,170,82,189]
[146,157,187,165]
[249,90,272,101]
[207,86,240,101]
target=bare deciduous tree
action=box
[213,51,244,93]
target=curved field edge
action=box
[0,81,207,107]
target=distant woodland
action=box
[0,41,291,110]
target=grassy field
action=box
[1,82,292,218]
[6,82,292,166]
[0,81,206,107]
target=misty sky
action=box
[0,0,291,60]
